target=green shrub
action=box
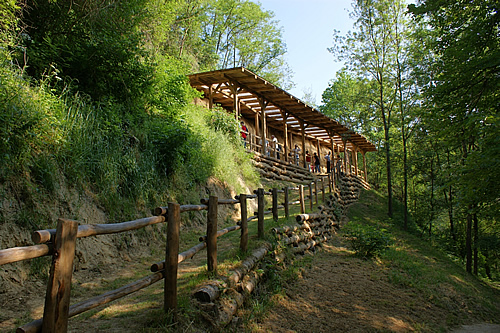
[342,222,392,258]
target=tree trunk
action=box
[403,135,408,230]
[473,212,478,275]
[466,211,473,274]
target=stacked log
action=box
[272,211,339,258]
[252,154,314,184]
[192,243,272,330]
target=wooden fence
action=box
[0,177,331,333]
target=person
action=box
[271,135,278,158]
[313,152,320,173]
[240,121,248,148]
[293,145,301,166]
[335,155,342,178]
[325,151,332,173]
[305,151,312,172]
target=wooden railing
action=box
[0,178,332,333]
[246,133,366,177]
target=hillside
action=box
[248,190,500,332]
[1,175,498,332]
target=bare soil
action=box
[247,240,500,333]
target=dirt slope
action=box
[249,241,500,333]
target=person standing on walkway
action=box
[325,151,332,173]
[335,155,342,179]
[313,152,320,173]
[240,121,248,148]
[294,145,301,166]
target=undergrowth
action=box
[345,189,500,323]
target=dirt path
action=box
[249,241,497,333]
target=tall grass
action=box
[1,50,258,225]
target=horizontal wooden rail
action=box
[151,242,207,272]
[32,216,166,244]
[234,194,257,200]
[253,189,272,195]
[200,198,239,205]
[237,215,258,226]
[154,204,208,216]
[268,189,285,193]
[18,271,164,333]
[199,225,241,242]
[0,244,52,266]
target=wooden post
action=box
[309,184,313,211]
[316,138,321,171]
[353,145,359,177]
[328,173,332,193]
[239,194,248,253]
[259,98,268,157]
[42,218,78,333]
[164,202,180,318]
[272,188,278,221]
[314,180,318,204]
[257,188,265,238]
[343,140,348,175]
[208,85,213,110]
[207,196,218,273]
[254,112,259,137]
[299,120,307,168]
[362,151,368,182]
[322,178,325,202]
[299,185,305,214]
[283,113,289,162]
[284,187,289,218]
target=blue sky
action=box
[257,0,355,106]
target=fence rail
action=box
[1,176,332,333]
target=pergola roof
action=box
[188,67,377,152]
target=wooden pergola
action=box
[188,67,376,180]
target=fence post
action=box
[284,187,289,218]
[272,188,278,221]
[299,185,305,214]
[207,196,218,273]
[257,188,265,238]
[314,180,318,204]
[164,202,180,319]
[239,194,248,253]
[309,183,314,211]
[42,218,78,333]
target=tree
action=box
[410,0,500,273]
[329,0,409,217]
[199,0,293,89]
[18,0,153,102]
[320,69,375,135]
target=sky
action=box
[257,0,356,106]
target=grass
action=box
[345,188,500,326]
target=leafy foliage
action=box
[342,222,392,258]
